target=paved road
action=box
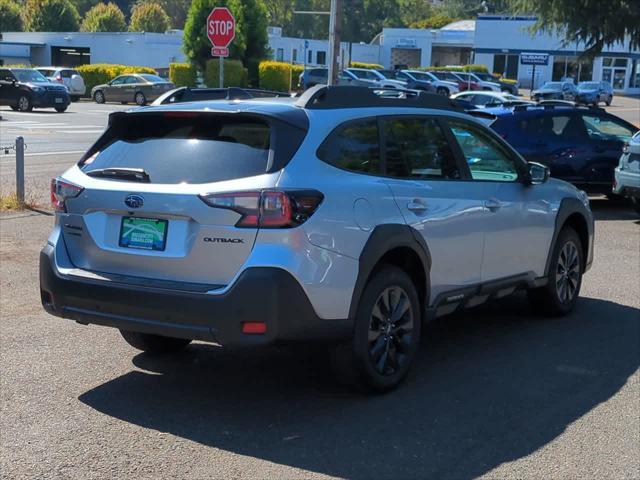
[0,199,638,479]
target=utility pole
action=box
[327,0,341,86]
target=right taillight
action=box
[51,177,83,212]
[199,189,323,228]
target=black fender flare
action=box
[348,224,432,321]
[544,197,594,276]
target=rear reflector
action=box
[242,322,267,334]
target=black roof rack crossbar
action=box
[295,85,464,111]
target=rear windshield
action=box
[81,113,273,184]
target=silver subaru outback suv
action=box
[40,86,594,391]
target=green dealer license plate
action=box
[119,217,168,251]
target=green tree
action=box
[409,13,457,29]
[183,0,246,70]
[241,0,270,84]
[81,2,126,31]
[0,0,23,31]
[512,0,640,55]
[129,1,170,31]
[24,0,80,31]
[155,0,191,29]
[72,0,100,16]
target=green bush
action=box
[80,2,126,32]
[0,0,23,31]
[169,63,197,87]
[290,64,304,89]
[129,2,170,33]
[23,0,80,31]
[350,61,383,69]
[77,64,157,95]
[258,61,291,91]
[204,59,248,87]
[462,64,489,73]
[419,64,490,74]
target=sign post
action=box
[207,7,236,88]
[520,52,549,94]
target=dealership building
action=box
[1,15,638,94]
[269,15,640,94]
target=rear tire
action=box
[528,227,583,316]
[436,87,449,96]
[93,90,105,104]
[329,266,421,392]
[55,107,67,113]
[119,330,191,354]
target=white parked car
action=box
[451,91,534,108]
[345,68,406,89]
[36,67,86,101]
[613,130,640,213]
[396,70,459,95]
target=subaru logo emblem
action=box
[124,194,144,209]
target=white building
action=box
[0,31,186,70]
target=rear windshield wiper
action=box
[85,168,151,183]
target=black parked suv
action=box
[0,68,70,112]
[479,104,638,194]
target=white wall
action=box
[1,32,186,68]
[268,35,380,67]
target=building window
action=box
[601,57,629,90]
[552,56,592,82]
[630,59,640,88]
[316,51,326,65]
[292,49,298,63]
[308,50,313,63]
[493,54,518,79]
[276,48,284,61]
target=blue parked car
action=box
[576,81,614,106]
[478,104,638,195]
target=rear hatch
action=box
[60,109,306,287]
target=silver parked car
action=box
[36,67,86,101]
[41,86,594,391]
[613,130,640,213]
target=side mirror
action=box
[527,162,550,185]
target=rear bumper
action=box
[613,166,640,198]
[39,244,351,347]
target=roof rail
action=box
[294,85,464,111]
[537,99,577,108]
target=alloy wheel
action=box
[18,96,30,111]
[556,240,580,304]
[368,286,414,376]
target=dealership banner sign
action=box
[520,52,549,66]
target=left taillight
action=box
[51,177,83,212]
[199,190,323,228]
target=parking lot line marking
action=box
[57,130,103,134]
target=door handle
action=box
[407,199,428,212]
[484,198,502,211]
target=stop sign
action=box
[207,7,235,48]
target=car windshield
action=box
[139,74,165,82]
[578,82,600,89]
[14,69,48,83]
[408,71,432,82]
[350,70,379,80]
[542,82,563,89]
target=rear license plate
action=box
[119,217,168,251]
[55,97,63,103]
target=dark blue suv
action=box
[480,104,637,194]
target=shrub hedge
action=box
[169,63,197,87]
[350,61,383,69]
[424,64,489,73]
[204,59,248,88]
[77,64,156,95]
[258,61,291,91]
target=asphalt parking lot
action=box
[1,95,639,479]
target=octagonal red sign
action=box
[207,7,236,48]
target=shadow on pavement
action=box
[589,197,637,221]
[79,295,639,479]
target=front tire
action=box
[135,92,146,106]
[329,266,421,392]
[528,227,583,316]
[119,330,192,354]
[17,95,32,112]
[93,90,105,104]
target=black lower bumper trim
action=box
[40,246,351,347]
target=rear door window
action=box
[317,119,380,174]
[582,114,635,142]
[382,117,461,179]
[81,113,276,184]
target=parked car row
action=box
[531,80,614,106]
[0,67,173,112]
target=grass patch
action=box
[0,193,38,211]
